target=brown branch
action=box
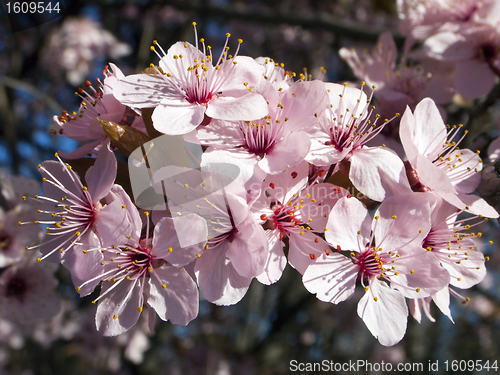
[157,0,404,45]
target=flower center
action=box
[5,276,27,301]
[0,232,11,251]
[353,248,385,280]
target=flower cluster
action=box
[22,20,498,346]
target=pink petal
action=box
[432,287,454,323]
[152,215,207,267]
[62,232,103,296]
[374,192,434,252]
[280,80,329,133]
[225,216,268,278]
[300,183,350,231]
[85,141,117,203]
[218,56,266,91]
[205,93,268,122]
[95,195,134,247]
[448,149,482,193]
[194,246,252,306]
[95,279,142,336]
[256,231,286,285]
[147,265,199,325]
[357,280,408,346]
[412,98,447,159]
[349,146,412,202]
[325,196,371,252]
[152,100,206,135]
[390,250,450,299]
[302,253,358,304]
[258,131,311,174]
[288,231,330,274]
[113,74,177,108]
[458,192,499,218]
[454,60,496,100]
[57,138,104,160]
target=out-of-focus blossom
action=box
[339,32,454,120]
[421,24,500,99]
[397,0,495,40]
[0,205,43,267]
[0,261,61,322]
[41,17,131,85]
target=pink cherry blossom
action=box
[113,29,268,135]
[53,64,145,159]
[0,205,43,267]
[400,97,498,217]
[0,261,61,322]
[197,79,328,183]
[423,197,489,289]
[303,193,450,346]
[410,287,454,323]
[28,142,137,261]
[339,32,454,121]
[250,161,349,284]
[397,0,494,40]
[76,209,206,336]
[306,82,412,201]
[148,165,268,305]
[422,24,500,99]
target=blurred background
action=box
[0,0,499,374]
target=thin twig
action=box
[0,75,63,114]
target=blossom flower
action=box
[151,166,268,305]
[197,79,328,185]
[397,0,495,41]
[113,24,268,136]
[400,97,498,217]
[250,161,349,284]
[255,57,293,90]
[0,261,61,322]
[423,197,489,289]
[421,24,500,99]
[26,142,138,262]
[76,210,206,336]
[339,32,454,122]
[302,193,450,346]
[306,82,412,201]
[53,64,145,159]
[41,17,131,85]
[410,287,454,323]
[0,205,43,267]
